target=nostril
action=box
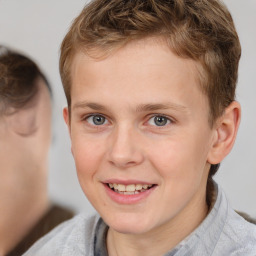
[109,159,138,168]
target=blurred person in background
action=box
[0,46,73,256]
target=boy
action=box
[24,0,256,255]
[0,46,73,256]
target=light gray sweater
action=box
[23,184,256,255]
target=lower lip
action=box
[103,184,156,205]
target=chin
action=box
[111,224,150,235]
[104,213,155,235]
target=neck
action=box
[107,187,208,256]
[0,162,49,256]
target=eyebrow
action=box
[72,101,188,113]
[73,102,105,111]
[135,103,188,112]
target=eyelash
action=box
[147,115,173,127]
[83,114,110,126]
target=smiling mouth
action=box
[107,183,155,195]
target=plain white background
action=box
[0,0,255,216]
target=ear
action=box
[207,101,241,165]
[7,107,38,136]
[63,107,71,136]
[63,107,74,155]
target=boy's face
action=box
[65,38,217,236]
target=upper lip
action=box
[103,179,156,185]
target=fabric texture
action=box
[23,184,256,256]
[7,204,74,256]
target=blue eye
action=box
[87,115,107,125]
[148,116,171,126]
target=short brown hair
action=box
[59,0,241,198]
[0,46,51,114]
[60,0,241,122]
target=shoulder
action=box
[214,206,256,255]
[23,213,101,256]
[197,183,256,256]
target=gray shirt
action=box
[23,184,256,255]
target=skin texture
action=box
[64,38,240,256]
[0,78,52,255]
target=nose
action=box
[107,125,144,168]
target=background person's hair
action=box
[59,0,241,203]
[0,45,51,115]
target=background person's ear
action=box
[207,101,241,165]
[7,107,38,136]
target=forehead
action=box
[70,38,208,113]
[72,38,200,84]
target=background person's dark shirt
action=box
[6,204,74,256]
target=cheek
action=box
[71,136,105,178]
[148,135,209,181]
[40,112,52,147]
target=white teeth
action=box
[124,191,135,195]
[135,184,142,190]
[108,183,153,193]
[126,184,136,192]
[117,184,125,192]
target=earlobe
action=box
[207,101,241,165]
